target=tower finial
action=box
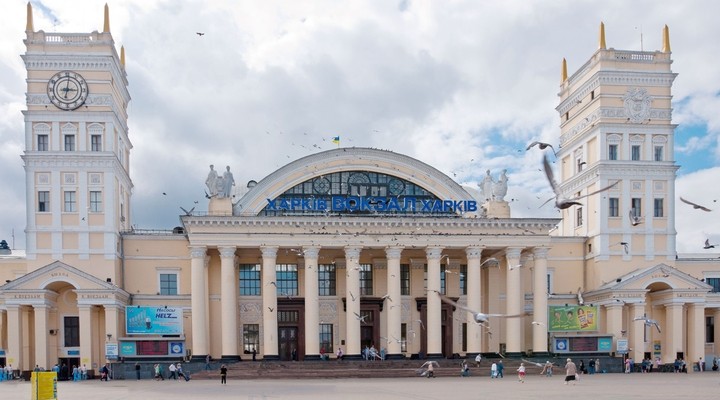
[599,22,606,50]
[561,58,568,83]
[103,3,110,33]
[120,45,126,68]
[662,25,671,53]
[26,2,34,32]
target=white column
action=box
[0,309,5,353]
[190,246,208,358]
[664,303,683,363]
[426,246,443,357]
[78,304,94,369]
[385,246,403,357]
[505,247,523,354]
[33,305,49,370]
[219,246,238,358]
[6,305,23,372]
[103,305,119,346]
[532,247,549,354]
[303,246,321,358]
[630,302,646,363]
[605,303,624,352]
[261,246,279,359]
[345,246,362,357]
[465,246,483,354]
[687,303,705,373]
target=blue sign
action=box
[555,338,568,352]
[120,342,136,356]
[126,306,183,335]
[266,196,477,213]
[169,342,184,355]
[598,337,613,352]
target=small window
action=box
[159,273,178,295]
[91,134,102,151]
[318,264,336,296]
[462,323,467,352]
[706,278,720,293]
[243,324,260,353]
[631,198,642,217]
[319,324,333,355]
[89,191,102,212]
[64,316,80,347]
[359,264,373,296]
[631,145,641,161]
[64,135,75,151]
[239,264,261,296]
[276,264,298,296]
[576,207,583,227]
[38,191,50,212]
[459,264,467,295]
[608,144,618,160]
[63,191,76,212]
[654,146,663,161]
[609,197,619,217]
[37,134,49,151]
[654,198,664,218]
[590,90,595,100]
[400,264,410,296]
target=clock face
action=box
[47,71,89,111]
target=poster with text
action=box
[548,305,599,332]
[126,306,183,335]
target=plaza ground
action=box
[3,372,718,400]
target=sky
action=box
[0,0,719,254]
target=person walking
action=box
[475,353,482,367]
[135,362,141,380]
[205,355,212,371]
[220,364,227,385]
[497,360,504,378]
[168,363,177,380]
[490,362,498,379]
[517,363,526,383]
[564,358,577,385]
[176,363,189,381]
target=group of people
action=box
[362,345,385,361]
[1,364,14,381]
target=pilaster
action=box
[505,247,523,354]
[190,246,208,358]
[303,246,321,359]
[465,246,483,354]
[261,246,279,359]
[219,246,239,359]
[425,246,443,357]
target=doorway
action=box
[57,357,79,380]
[278,327,298,361]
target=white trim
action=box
[156,268,180,296]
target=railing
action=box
[44,33,95,43]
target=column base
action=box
[504,352,524,358]
[384,353,406,360]
[261,355,280,361]
[529,351,550,358]
[190,355,208,361]
[220,355,242,361]
[342,354,363,361]
[425,353,444,359]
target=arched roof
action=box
[234,147,475,216]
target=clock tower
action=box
[21,3,132,278]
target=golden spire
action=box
[120,45,126,68]
[103,3,110,33]
[599,22,606,50]
[662,25,671,53]
[26,2,34,32]
[561,58,568,83]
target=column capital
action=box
[302,246,321,259]
[533,247,550,259]
[260,246,278,258]
[344,246,362,261]
[190,246,207,259]
[219,246,237,259]
[32,304,50,310]
[465,246,484,260]
[505,247,523,260]
[425,246,444,260]
[385,246,403,260]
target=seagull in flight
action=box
[380,294,392,302]
[180,206,195,216]
[522,359,545,368]
[436,292,525,324]
[634,314,661,333]
[349,291,356,302]
[679,197,712,212]
[196,32,205,36]
[704,239,718,249]
[542,155,618,209]
[576,287,584,306]
[611,241,629,254]
[628,209,642,226]
[526,141,558,156]
[353,312,368,324]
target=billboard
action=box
[548,305,598,332]
[126,306,183,335]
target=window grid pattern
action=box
[654,146,664,161]
[319,324,333,354]
[400,264,410,296]
[608,144,618,160]
[400,323,407,352]
[654,198,664,218]
[359,264,373,296]
[91,134,102,151]
[90,191,102,212]
[706,277,720,293]
[38,191,50,212]
[276,264,298,296]
[631,198,642,217]
[423,265,446,295]
[318,264,336,296]
[243,324,259,353]
[631,145,641,161]
[37,134,48,151]
[64,191,76,212]
[609,197,619,217]
[576,207,583,227]
[460,265,467,295]
[159,273,178,295]
[239,264,261,296]
[64,135,75,151]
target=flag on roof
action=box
[332,136,340,145]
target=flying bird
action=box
[611,241,630,254]
[531,321,546,327]
[634,314,661,333]
[542,155,618,209]
[353,312,368,324]
[576,287,584,306]
[522,359,545,368]
[196,32,205,36]
[180,206,195,216]
[704,239,718,250]
[628,209,642,226]
[436,292,525,324]
[380,294,392,302]
[349,291,356,302]
[416,319,425,330]
[679,197,712,212]
[526,141,557,156]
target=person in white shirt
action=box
[475,354,482,367]
[491,362,498,378]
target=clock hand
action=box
[64,78,71,99]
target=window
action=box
[276,264,298,296]
[63,191,76,212]
[707,316,715,343]
[159,273,178,295]
[239,264,261,296]
[243,324,260,353]
[547,271,554,294]
[440,265,447,295]
[631,145,641,161]
[37,134,48,151]
[64,316,80,347]
[64,135,75,151]
[89,191,102,212]
[706,277,720,293]
[318,264,336,296]
[654,198,664,218]
[91,134,102,151]
[462,323,467,352]
[576,207,583,227]
[459,265,467,295]
[400,264,410,296]
[319,324,333,354]
[359,264,373,296]
[608,144,618,160]
[400,323,407,352]
[609,198,619,217]
[654,146,664,161]
[631,198,642,217]
[38,191,50,212]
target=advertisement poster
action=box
[31,372,57,400]
[126,306,183,335]
[548,305,598,331]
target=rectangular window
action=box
[707,316,715,343]
[654,146,664,161]
[460,265,467,295]
[89,191,102,212]
[37,134,49,151]
[440,265,447,295]
[609,197,619,217]
[462,323,467,352]
[576,207,583,227]
[706,277,720,293]
[64,135,75,151]
[400,264,410,296]
[631,198,642,217]
[38,191,50,212]
[239,264,261,296]
[91,134,102,151]
[159,273,178,295]
[401,323,408,352]
[654,198,664,218]
[63,191,76,212]
[276,264,298,296]
[243,324,260,353]
[608,144,618,160]
[318,264,336,296]
[64,316,80,347]
[319,324,333,354]
[359,264,373,296]
[631,145,641,161]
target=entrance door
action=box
[278,327,298,361]
[57,357,79,380]
[361,326,374,350]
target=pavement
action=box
[3,372,718,399]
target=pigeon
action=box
[542,155,618,209]
[436,292,525,324]
[526,141,558,156]
[180,206,195,216]
[634,314,661,333]
[531,321,546,327]
[628,209,642,226]
[704,239,717,250]
[349,291,356,302]
[679,197,711,212]
[576,287,584,306]
[522,359,545,368]
[196,32,205,36]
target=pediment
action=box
[598,263,712,292]
[1,260,124,293]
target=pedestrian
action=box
[588,358,595,374]
[100,363,109,381]
[252,347,257,361]
[336,347,344,361]
[596,358,601,374]
[205,355,212,370]
[475,353,482,367]
[626,357,632,373]
[168,362,177,380]
[564,358,577,385]
[176,363,190,381]
[461,360,470,377]
[698,357,704,372]
[517,363,526,383]
[579,359,585,374]
[220,364,227,385]
[80,364,87,380]
[541,360,553,377]
[72,365,79,381]
[153,364,162,381]
[497,360,504,378]
[490,361,498,379]
[135,362,141,380]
